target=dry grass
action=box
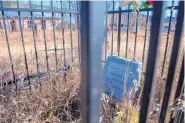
[0,28,82,122]
[101,94,139,123]
[0,66,81,123]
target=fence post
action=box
[80,1,105,123]
[159,1,184,123]
[139,1,165,123]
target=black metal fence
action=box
[80,1,184,123]
[0,1,184,123]
[103,1,181,76]
[0,0,80,90]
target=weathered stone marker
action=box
[103,56,142,101]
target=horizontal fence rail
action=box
[0,8,79,14]
[107,6,178,14]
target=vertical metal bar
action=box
[125,5,130,58]
[29,0,40,80]
[29,0,32,8]
[179,111,184,123]
[179,87,184,123]
[139,2,165,123]
[69,1,74,62]
[60,1,67,82]
[80,3,90,121]
[60,1,66,66]
[41,1,49,74]
[169,56,184,123]
[80,1,105,123]
[104,1,108,61]
[105,1,107,61]
[142,11,149,70]
[161,1,174,76]
[51,0,58,71]
[77,1,81,64]
[111,0,114,55]
[174,57,184,100]
[117,7,121,56]
[173,101,185,123]
[0,1,16,90]
[159,2,184,123]
[17,0,31,86]
[171,67,184,123]
[133,12,139,60]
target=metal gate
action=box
[80,1,184,123]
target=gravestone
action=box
[103,56,142,101]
